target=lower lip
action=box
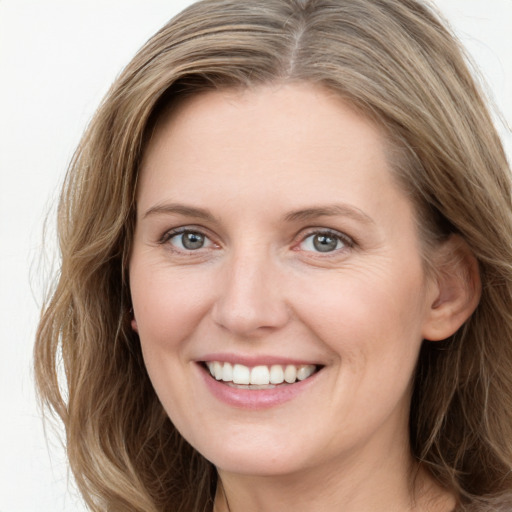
[198,364,320,409]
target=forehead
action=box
[142,84,391,181]
[137,83,413,227]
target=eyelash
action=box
[159,227,216,252]
[294,228,354,255]
[159,226,355,255]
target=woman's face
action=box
[130,83,439,478]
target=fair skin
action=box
[130,83,476,511]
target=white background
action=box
[0,1,510,511]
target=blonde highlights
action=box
[35,1,512,510]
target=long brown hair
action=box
[35,1,512,510]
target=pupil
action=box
[313,234,337,252]
[182,232,204,250]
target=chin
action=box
[192,434,314,477]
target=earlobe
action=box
[128,306,139,333]
[422,235,481,341]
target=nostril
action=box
[210,272,290,335]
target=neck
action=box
[214,452,455,512]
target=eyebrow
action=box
[143,203,217,222]
[284,204,375,225]
[142,202,374,225]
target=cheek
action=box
[290,263,428,364]
[130,263,213,349]
[129,263,212,425]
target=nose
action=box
[211,251,290,337]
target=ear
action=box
[130,310,139,333]
[422,235,481,341]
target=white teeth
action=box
[297,365,315,381]
[232,364,250,384]
[222,362,233,382]
[284,365,297,383]
[206,361,317,386]
[214,361,223,380]
[269,365,284,384]
[250,365,270,385]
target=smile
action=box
[205,361,319,387]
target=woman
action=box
[34,0,512,511]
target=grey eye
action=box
[300,232,347,253]
[312,233,339,252]
[171,231,206,250]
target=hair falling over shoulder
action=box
[35,0,512,510]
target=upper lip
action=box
[196,353,324,367]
